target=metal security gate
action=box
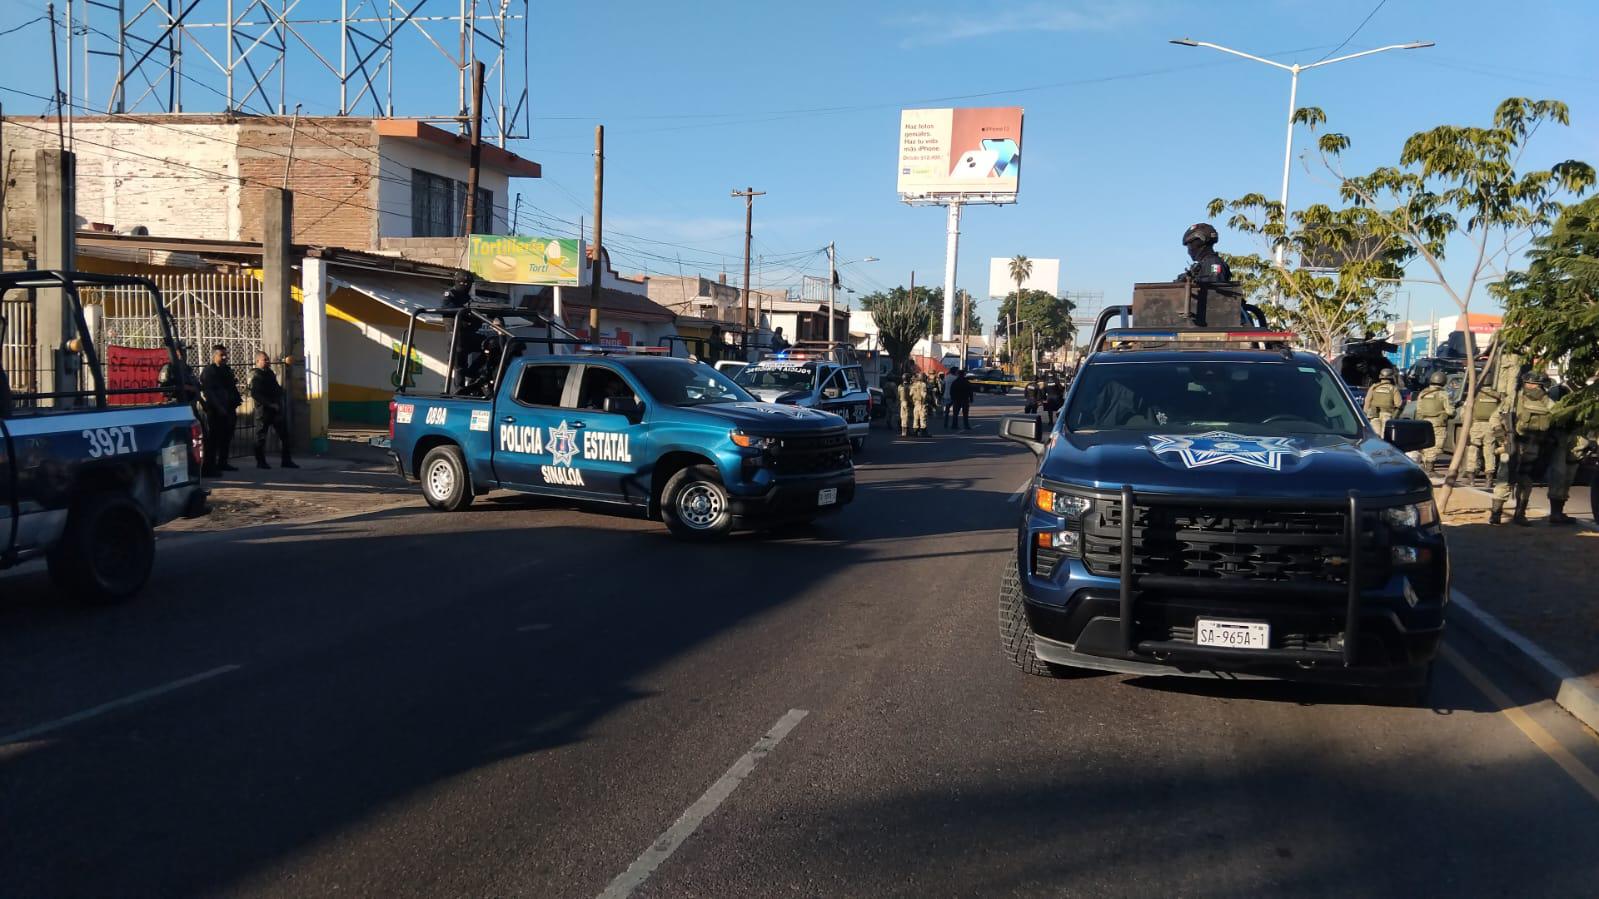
[84,272,266,458]
[1,295,36,394]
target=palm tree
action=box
[1006,255,1032,356]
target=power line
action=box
[0,13,44,38]
[1314,0,1389,64]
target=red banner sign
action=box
[105,345,170,405]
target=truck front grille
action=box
[1081,500,1386,586]
[768,432,851,475]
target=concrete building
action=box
[2,115,539,259]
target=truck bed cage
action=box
[1087,281,1272,354]
[0,270,183,411]
[397,303,586,398]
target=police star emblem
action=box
[1149,430,1321,472]
[547,420,581,467]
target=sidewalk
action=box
[1440,485,1599,732]
[163,436,416,533]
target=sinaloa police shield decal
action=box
[1149,430,1322,472]
[547,420,580,466]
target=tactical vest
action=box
[1471,389,1502,422]
[1367,383,1399,412]
[1518,393,1554,434]
[1416,387,1448,419]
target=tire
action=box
[661,464,734,541]
[419,445,473,512]
[47,491,156,604]
[999,556,1069,678]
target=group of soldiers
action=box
[888,367,948,437]
[1363,355,1593,526]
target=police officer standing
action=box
[248,351,299,470]
[198,344,241,476]
[1491,372,1556,526]
[1364,368,1402,434]
[1413,371,1453,471]
[1179,223,1232,284]
[1462,382,1505,487]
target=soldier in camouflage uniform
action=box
[1544,381,1589,526]
[908,372,930,437]
[1413,371,1453,471]
[1461,384,1505,487]
[1363,367,1402,434]
[896,368,913,437]
[1491,372,1557,526]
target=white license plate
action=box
[818,488,838,506]
[1195,619,1271,650]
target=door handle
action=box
[501,416,516,423]
[570,421,587,428]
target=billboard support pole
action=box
[942,200,961,343]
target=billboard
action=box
[468,234,581,286]
[897,107,1023,199]
[988,257,1059,297]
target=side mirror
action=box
[603,395,643,421]
[1000,415,1048,456]
[1384,418,1434,454]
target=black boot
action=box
[1549,500,1574,525]
[1512,496,1530,526]
[280,453,300,470]
[256,447,270,470]
[1489,501,1504,525]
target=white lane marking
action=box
[597,708,809,899]
[0,665,242,746]
[1008,473,1035,504]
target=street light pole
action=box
[827,241,836,344]
[1169,38,1434,270]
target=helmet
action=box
[1182,222,1219,248]
[1523,372,1550,388]
[1378,367,1396,382]
[1427,371,1447,387]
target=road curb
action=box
[1447,588,1599,733]
[1448,482,1599,534]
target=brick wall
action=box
[376,236,469,267]
[237,118,380,249]
[3,119,240,251]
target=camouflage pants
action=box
[1371,412,1393,435]
[1461,420,1500,476]
[912,400,928,431]
[1548,450,1576,503]
[1491,443,1539,506]
[1421,417,1449,465]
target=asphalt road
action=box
[5,395,1599,898]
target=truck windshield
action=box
[1066,359,1361,437]
[631,361,754,407]
[735,365,815,392]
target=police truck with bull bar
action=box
[999,279,1447,702]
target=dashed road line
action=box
[596,708,809,899]
[0,664,242,746]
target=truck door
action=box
[565,363,653,506]
[0,420,13,557]
[491,361,586,496]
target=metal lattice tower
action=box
[66,0,529,145]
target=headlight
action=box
[730,429,775,450]
[1036,530,1081,553]
[1382,501,1437,529]
[1035,486,1092,519]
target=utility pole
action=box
[731,187,765,353]
[827,241,837,344]
[942,200,961,343]
[36,149,76,403]
[959,289,970,366]
[590,125,605,331]
[460,61,485,237]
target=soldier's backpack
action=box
[1471,390,1501,422]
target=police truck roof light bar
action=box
[1098,328,1297,351]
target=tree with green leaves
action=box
[871,292,933,373]
[860,285,978,335]
[1206,196,1412,358]
[995,289,1075,377]
[1008,255,1032,294]
[1295,97,1594,511]
[1495,195,1599,431]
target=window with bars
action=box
[411,169,494,237]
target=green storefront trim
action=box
[330,400,390,427]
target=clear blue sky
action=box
[4,0,1597,334]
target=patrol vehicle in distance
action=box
[1,271,208,602]
[999,280,1447,701]
[732,347,873,451]
[388,305,855,540]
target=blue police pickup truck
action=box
[389,306,855,539]
[999,290,1446,701]
[2,272,207,603]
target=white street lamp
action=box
[1169,38,1433,270]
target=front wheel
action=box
[47,491,155,604]
[420,445,474,512]
[661,464,734,541]
[999,556,1072,678]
